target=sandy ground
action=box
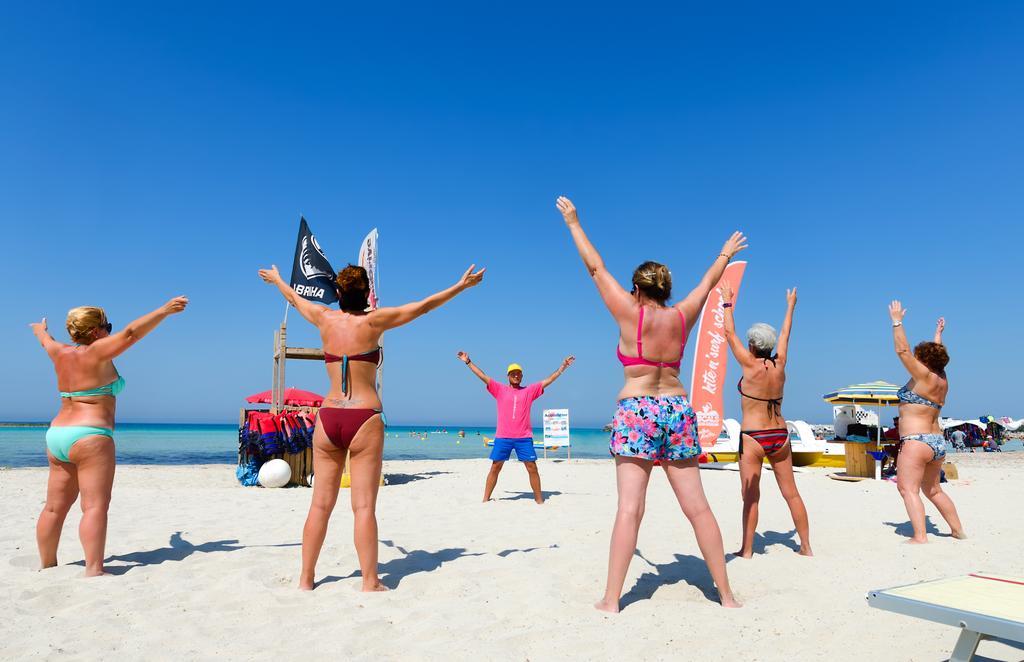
[1,455,1023,661]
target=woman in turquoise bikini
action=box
[888,302,965,543]
[30,297,189,575]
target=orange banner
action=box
[689,261,747,448]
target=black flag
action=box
[289,217,338,306]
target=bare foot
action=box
[719,594,742,608]
[593,598,620,614]
[733,549,753,559]
[83,567,107,578]
[361,579,389,592]
[535,499,544,505]
[905,537,928,545]
[951,530,968,540]
[798,546,813,557]
[298,576,315,591]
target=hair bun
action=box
[631,261,672,304]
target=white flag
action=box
[358,228,379,309]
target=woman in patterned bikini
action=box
[888,302,965,543]
[720,284,811,559]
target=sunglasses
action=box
[102,322,113,333]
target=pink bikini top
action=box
[616,306,686,370]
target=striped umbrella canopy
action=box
[822,381,901,406]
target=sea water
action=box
[0,424,616,468]
[2,424,1019,468]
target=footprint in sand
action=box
[246,566,295,589]
[9,555,40,569]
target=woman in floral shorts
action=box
[556,196,744,612]
[609,396,700,461]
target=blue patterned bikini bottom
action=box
[901,433,947,461]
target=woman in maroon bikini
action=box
[258,262,484,591]
[720,283,811,559]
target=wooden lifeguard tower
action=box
[237,321,323,487]
[270,321,324,413]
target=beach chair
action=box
[867,573,1024,661]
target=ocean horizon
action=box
[1,423,615,468]
[2,422,1020,469]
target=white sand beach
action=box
[2,455,1023,661]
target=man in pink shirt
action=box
[456,351,574,503]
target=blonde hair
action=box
[66,306,107,344]
[632,261,672,304]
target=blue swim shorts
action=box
[490,437,538,462]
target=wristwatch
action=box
[892,321,902,327]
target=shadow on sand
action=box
[619,549,724,610]
[71,531,300,573]
[747,529,800,554]
[318,540,556,588]
[497,490,563,502]
[882,517,950,538]
[385,471,453,486]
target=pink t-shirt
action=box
[486,380,544,439]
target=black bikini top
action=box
[737,357,783,418]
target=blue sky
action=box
[3,3,1022,426]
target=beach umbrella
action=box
[822,381,901,405]
[246,387,324,407]
[822,381,901,443]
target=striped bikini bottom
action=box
[740,428,790,456]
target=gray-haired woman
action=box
[720,284,811,558]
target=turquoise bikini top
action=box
[60,374,126,399]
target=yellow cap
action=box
[506,363,523,374]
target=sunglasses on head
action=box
[102,322,113,333]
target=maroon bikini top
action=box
[324,347,382,396]
[323,347,381,364]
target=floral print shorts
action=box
[609,395,701,461]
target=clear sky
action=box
[3,3,1022,427]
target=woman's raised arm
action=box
[889,300,932,381]
[369,265,485,331]
[88,297,189,360]
[556,196,633,319]
[258,265,327,326]
[718,281,755,367]
[676,231,748,324]
[29,318,63,357]
[774,288,797,365]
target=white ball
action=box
[258,459,292,488]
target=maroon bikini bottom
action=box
[318,408,382,450]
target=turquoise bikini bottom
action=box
[45,426,114,463]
